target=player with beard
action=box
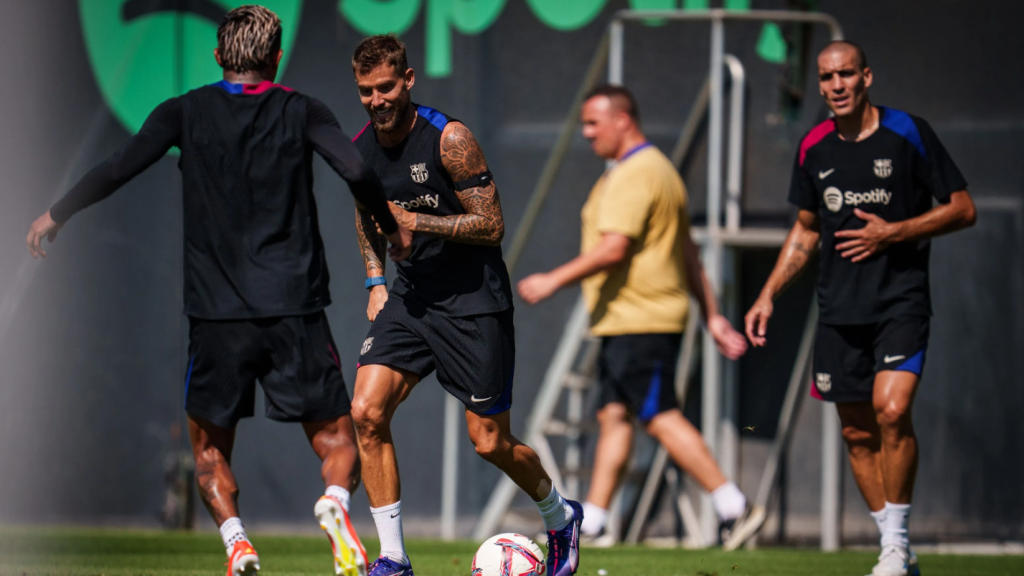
[744,41,976,576]
[347,34,583,576]
[25,7,411,576]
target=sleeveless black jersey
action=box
[353,104,513,316]
[789,106,967,324]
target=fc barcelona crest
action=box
[410,163,429,184]
[874,158,893,178]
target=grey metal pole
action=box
[440,394,460,539]
[608,19,624,85]
[699,12,726,543]
[723,54,746,233]
[821,403,843,550]
[719,55,746,483]
[613,9,843,41]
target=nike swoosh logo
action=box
[884,355,906,363]
[390,512,399,518]
[470,395,492,403]
[819,168,835,179]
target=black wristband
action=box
[453,170,493,191]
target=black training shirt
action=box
[789,106,967,324]
[353,105,513,316]
[50,80,397,320]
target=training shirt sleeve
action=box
[305,98,398,235]
[787,148,818,212]
[912,117,967,203]
[49,98,182,224]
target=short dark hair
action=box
[585,84,641,124]
[217,5,282,74]
[352,34,410,76]
[821,40,869,70]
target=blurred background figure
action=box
[517,85,760,549]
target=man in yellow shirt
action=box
[518,85,761,548]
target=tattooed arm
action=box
[744,209,821,346]
[356,207,391,321]
[386,122,504,246]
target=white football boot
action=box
[869,545,920,576]
[315,495,368,576]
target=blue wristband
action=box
[365,276,387,290]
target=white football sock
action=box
[711,482,747,522]
[219,517,248,553]
[882,502,911,550]
[580,502,608,536]
[325,485,351,512]
[869,507,887,544]
[370,501,408,564]
[535,486,574,531]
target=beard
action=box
[369,91,411,134]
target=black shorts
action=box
[812,316,929,403]
[184,311,350,429]
[597,333,682,422]
[358,293,515,415]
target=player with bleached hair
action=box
[745,41,975,576]
[26,6,411,576]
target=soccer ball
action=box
[471,533,546,576]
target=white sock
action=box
[882,502,911,550]
[580,502,608,536]
[711,482,747,522]
[869,508,887,544]
[325,485,351,512]
[219,517,248,553]
[535,486,574,531]
[370,501,408,564]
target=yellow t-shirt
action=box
[581,145,691,336]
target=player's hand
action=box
[386,223,413,262]
[834,209,895,262]
[517,273,560,305]
[378,203,416,233]
[708,314,748,360]
[744,296,774,347]
[367,285,388,322]
[26,210,62,258]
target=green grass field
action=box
[1,528,1021,576]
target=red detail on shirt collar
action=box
[242,81,293,94]
[799,119,836,166]
[353,121,372,142]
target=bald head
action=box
[819,40,868,71]
[817,40,872,118]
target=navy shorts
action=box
[597,333,683,422]
[812,316,929,403]
[358,293,515,416]
[184,311,350,429]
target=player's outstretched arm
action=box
[355,207,390,321]
[745,209,821,346]
[388,122,504,246]
[681,234,747,360]
[27,98,182,258]
[517,232,632,305]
